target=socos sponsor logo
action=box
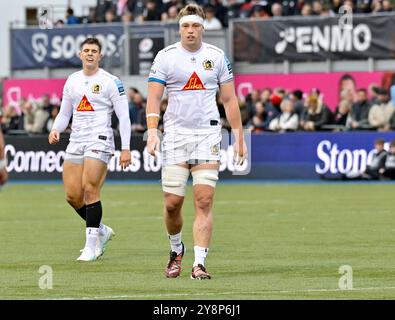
[31,33,123,63]
[315,140,377,175]
[275,24,371,54]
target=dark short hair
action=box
[80,37,102,52]
[292,89,303,100]
[375,138,385,146]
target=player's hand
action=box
[147,129,160,157]
[233,138,248,166]
[48,129,60,145]
[119,149,132,169]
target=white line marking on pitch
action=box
[47,286,395,300]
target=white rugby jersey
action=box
[53,68,130,150]
[148,42,233,134]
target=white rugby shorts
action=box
[161,131,221,166]
[64,141,114,165]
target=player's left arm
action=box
[220,81,248,165]
[111,79,132,169]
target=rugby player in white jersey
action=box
[48,37,131,261]
[146,4,247,279]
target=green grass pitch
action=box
[1,182,395,300]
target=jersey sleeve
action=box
[108,77,127,103]
[148,50,167,86]
[218,54,233,85]
[52,78,73,132]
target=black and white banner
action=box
[233,13,395,63]
[10,24,124,69]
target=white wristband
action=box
[146,113,160,118]
[0,159,6,170]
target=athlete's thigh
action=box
[82,158,108,190]
[63,160,84,198]
[191,161,219,200]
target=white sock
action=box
[168,233,183,255]
[193,246,209,267]
[85,228,99,251]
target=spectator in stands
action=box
[338,73,356,104]
[207,0,228,27]
[140,0,162,21]
[382,0,393,12]
[368,88,395,130]
[21,99,35,133]
[162,5,179,22]
[289,89,305,118]
[271,3,283,17]
[348,88,372,130]
[312,0,323,15]
[380,140,395,179]
[31,101,50,134]
[2,104,21,132]
[45,106,60,133]
[302,94,333,131]
[226,0,241,21]
[127,87,140,124]
[40,94,56,116]
[105,8,118,22]
[301,3,313,16]
[158,98,168,132]
[248,100,266,133]
[121,9,133,23]
[249,4,271,19]
[333,99,351,129]
[130,92,147,132]
[96,0,116,23]
[204,5,223,30]
[367,83,379,104]
[331,0,343,13]
[268,99,299,132]
[245,89,261,119]
[320,2,336,16]
[66,7,80,24]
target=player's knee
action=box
[83,183,100,203]
[162,165,190,197]
[164,199,183,216]
[194,193,213,212]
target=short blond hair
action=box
[177,3,206,21]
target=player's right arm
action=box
[146,50,167,156]
[146,82,164,156]
[48,80,73,145]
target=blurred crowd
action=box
[1,81,395,135]
[50,0,395,30]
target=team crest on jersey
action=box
[76,95,94,112]
[92,84,101,94]
[182,72,205,90]
[211,143,220,155]
[203,59,214,70]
